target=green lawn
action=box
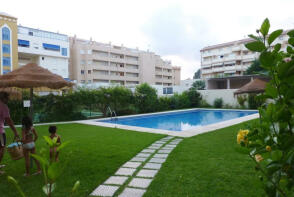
[144,120,265,197]
[1,120,276,197]
[1,123,163,197]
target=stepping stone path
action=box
[90,136,183,197]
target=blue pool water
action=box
[98,109,257,132]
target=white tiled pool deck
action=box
[77,108,259,138]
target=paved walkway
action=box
[90,136,183,197]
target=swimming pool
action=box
[97,109,258,132]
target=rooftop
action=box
[0,11,17,19]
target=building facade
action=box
[200,32,289,79]
[69,37,181,86]
[0,12,18,74]
[17,26,70,78]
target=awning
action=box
[18,39,30,47]
[42,43,60,51]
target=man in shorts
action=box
[0,92,19,175]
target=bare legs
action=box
[23,147,41,176]
[0,147,5,174]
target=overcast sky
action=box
[2,0,294,79]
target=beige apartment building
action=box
[69,36,181,86]
[200,31,290,79]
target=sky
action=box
[2,0,294,79]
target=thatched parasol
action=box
[0,87,22,100]
[0,63,73,118]
[234,78,268,96]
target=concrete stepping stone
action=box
[154,141,165,144]
[169,141,180,145]
[143,163,162,170]
[104,176,128,185]
[136,169,158,178]
[128,178,152,189]
[131,157,148,162]
[151,144,162,147]
[148,146,161,150]
[91,185,119,196]
[141,149,156,153]
[136,153,151,158]
[165,144,177,148]
[161,147,174,150]
[123,162,142,168]
[149,158,166,164]
[158,149,172,154]
[153,153,168,159]
[118,188,146,197]
[115,168,136,176]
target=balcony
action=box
[92,54,109,62]
[92,65,109,71]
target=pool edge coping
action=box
[76,108,259,138]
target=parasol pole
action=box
[30,88,34,120]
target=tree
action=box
[134,83,158,113]
[192,80,205,90]
[193,68,201,79]
[187,87,202,107]
[245,59,266,75]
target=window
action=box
[29,31,33,36]
[163,87,173,94]
[42,57,45,60]
[2,27,10,40]
[81,70,85,74]
[61,48,67,56]
[80,50,85,54]
[18,39,30,47]
[81,80,85,83]
[43,43,60,51]
[80,60,86,65]
[2,44,10,54]
[88,50,92,54]
[2,57,11,66]
[88,80,91,83]
[88,60,92,65]
[88,70,91,74]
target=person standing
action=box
[0,92,19,175]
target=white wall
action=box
[198,89,239,106]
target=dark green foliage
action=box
[237,95,247,108]
[193,68,201,79]
[186,87,202,107]
[242,19,294,196]
[191,80,205,90]
[248,94,263,109]
[134,83,158,113]
[245,59,266,75]
[213,98,223,108]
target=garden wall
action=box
[198,89,239,106]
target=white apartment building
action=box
[69,37,181,86]
[200,31,290,79]
[17,26,70,78]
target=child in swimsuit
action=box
[49,125,61,162]
[21,116,41,176]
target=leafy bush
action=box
[238,18,294,196]
[248,94,263,109]
[134,83,158,113]
[187,87,202,107]
[237,95,247,108]
[213,98,223,108]
[191,80,205,90]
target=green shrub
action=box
[238,18,294,196]
[237,95,247,108]
[248,94,263,109]
[187,87,202,107]
[213,98,223,108]
[134,83,158,113]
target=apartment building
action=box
[0,12,70,78]
[17,26,70,78]
[0,12,18,74]
[200,31,289,79]
[69,36,181,86]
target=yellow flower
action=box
[266,145,271,152]
[255,154,263,162]
[237,129,249,145]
